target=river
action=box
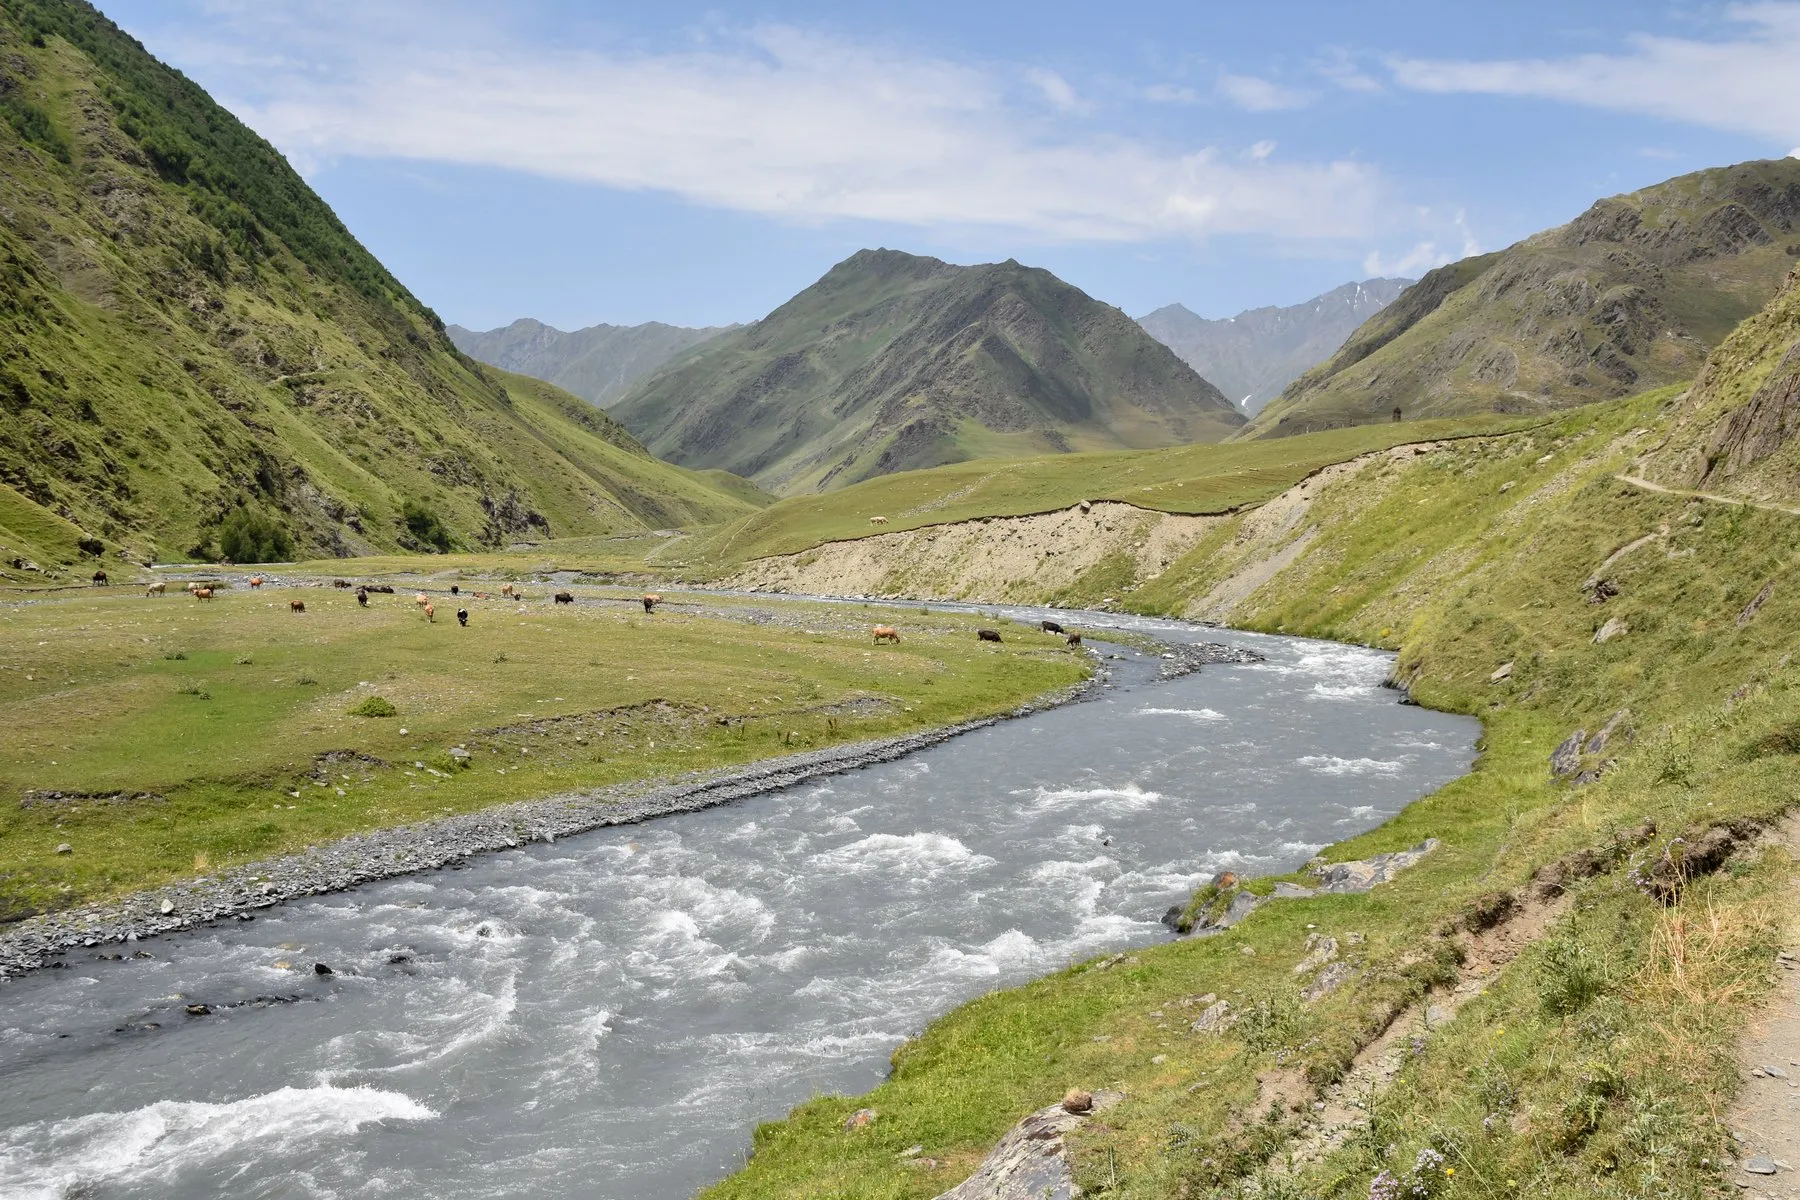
[0,611,1477,1199]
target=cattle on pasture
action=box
[450,585,460,596]
[414,593,430,607]
[1066,632,1082,647]
[642,594,662,613]
[193,587,214,600]
[869,516,889,526]
[457,609,468,627]
[249,576,265,588]
[554,591,574,605]
[356,589,369,607]
[289,600,306,613]
[872,625,900,644]
[332,579,351,589]
[1040,620,1064,635]
[423,602,436,623]
[500,583,517,598]
[368,585,395,594]
[92,570,108,586]
[977,628,1002,643]
[145,582,167,597]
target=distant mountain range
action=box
[446,319,733,407]
[606,249,1245,495]
[1251,158,1800,436]
[1137,279,1413,416]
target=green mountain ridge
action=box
[0,0,759,579]
[610,248,1245,495]
[1251,158,1800,437]
[446,317,734,408]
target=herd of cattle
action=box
[107,571,1080,645]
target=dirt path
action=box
[1726,816,1800,1197]
[1614,474,1800,517]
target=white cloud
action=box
[1389,3,1800,144]
[1363,211,1482,277]
[1215,72,1312,112]
[1142,83,1201,105]
[1246,140,1277,160]
[1317,49,1384,95]
[153,3,1379,245]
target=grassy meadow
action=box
[0,581,1086,920]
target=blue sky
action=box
[103,1,1800,331]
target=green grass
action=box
[697,382,1800,1199]
[0,583,1084,920]
[674,414,1532,571]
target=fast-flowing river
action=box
[0,611,1478,1200]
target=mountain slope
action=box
[446,318,732,407]
[609,249,1244,495]
[1249,159,1800,437]
[0,0,758,580]
[1138,278,1412,415]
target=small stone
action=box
[1489,662,1513,683]
[159,898,175,915]
[1744,1153,1777,1175]
[185,1004,211,1015]
[1239,944,1256,956]
[1062,1089,1094,1114]
[844,1108,877,1131]
[54,843,72,854]
[1151,1054,1167,1064]
[313,962,334,975]
[1764,1065,1790,1079]
[898,1145,923,1158]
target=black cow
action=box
[977,628,1002,643]
[554,591,574,605]
[1040,620,1064,635]
[92,570,108,586]
[457,609,469,627]
[356,588,369,607]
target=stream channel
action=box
[0,606,1478,1199]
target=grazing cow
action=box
[450,585,460,596]
[554,591,574,605]
[289,600,306,614]
[977,628,1002,643]
[1040,620,1064,635]
[472,591,490,601]
[249,576,265,589]
[500,583,517,598]
[92,570,108,586]
[872,625,900,644]
[869,515,889,526]
[370,585,395,595]
[414,592,430,607]
[332,579,351,589]
[145,582,167,597]
[423,602,435,623]
[642,594,661,613]
[356,589,369,607]
[457,608,468,627]
[193,587,215,600]
[1066,632,1082,647]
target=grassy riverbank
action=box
[0,586,1084,921]
[699,330,1800,1194]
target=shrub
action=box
[347,696,397,717]
[1539,931,1608,1015]
[218,508,293,564]
[402,500,452,553]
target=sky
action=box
[101,0,1800,331]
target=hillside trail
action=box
[1727,815,1800,1198]
[1614,474,1800,516]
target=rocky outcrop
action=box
[931,1090,1123,1200]
[1163,840,1441,934]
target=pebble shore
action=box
[0,638,1256,982]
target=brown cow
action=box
[289,600,306,613]
[553,591,574,605]
[92,569,108,586]
[193,587,214,600]
[249,576,265,589]
[423,602,436,623]
[642,594,661,613]
[1066,632,1082,647]
[332,579,352,589]
[977,628,1002,643]
[500,583,518,598]
[872,625,900,644]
